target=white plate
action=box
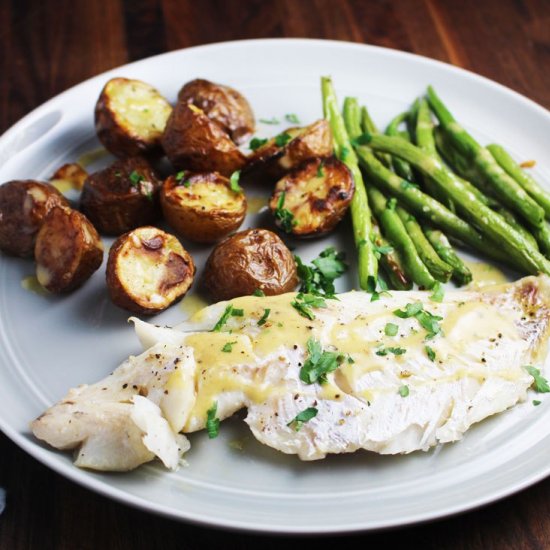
[1,38,550,534]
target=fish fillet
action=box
[31,276,550,470]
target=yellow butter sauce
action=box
[20,275,49,296]
[246,196,268,214]
[465,261,508,288]
[179,293,209,318]
[77,148,110,168]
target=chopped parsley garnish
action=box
[291,293,327,320]
[394,302,442,339]
[384,323,399,337]
[386,197,397,211]
[231,308,244,317]
[275,132,292,147]
[206,402,220,438]
[175,170,191,187]
[129,170,153,200]
[299,338,344,384]
[249,137,268,150]
[373,243,394,258]
[259,117,280,125]
[129,170,144,186]
[368,276,391,302]
[350,133,372,146]
[533,400,542,406]
[316,159,325,178]
[287,407,318,432]
[425,345,436,362]
[394,302,424,318]
[399,385,410,397]
[212,304,235,332]
[339,146,350,161]
[221,341,237,353]
[401,180,419,191]
[285,113,300,124]
[430,282,445,303]
[175,170,186,181]
[295,247,347,298]
[257,308,271,326]
[347,355,355,364]
[229,170,243,193]
[274,191,296,233]
[525,366,550,393]
[376,346,407,357]
[253,289,265,297]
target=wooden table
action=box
[1,0,550,547]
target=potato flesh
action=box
[107,80,172,141]
[171,181,243,212]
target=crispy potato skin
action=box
[243,120,333,184]
[106,226,195,315]
[269,156,354,237]
[202,228,298,301]
[178,79,255,145]
[160,172,247,243]
[95,77,172,158]
[80,157,161,236]
[34,206,103,293]
[161,103,247,176]
[0,180,70,257]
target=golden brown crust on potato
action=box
[242,119,333,184]
[160,171,247,243]
[0,180,70,257]
[80,157,161,235]
[106,226,195,315]
[95,77,172,158]
[269,156,354,237]
[34,206,103,293]
[50,163,89,191]
[202,228,298,301]
[161,102,247,176]
[178,79,255,144]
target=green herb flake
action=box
[430,282,445,303]
[206,402,220,438]
[350,133,372,146]
[416,310,443,339]
[525,366,550,393]
[425,345,436,362]
[212,304,234,332]
[394,302,424,319]
[299,338,345,384]
[274,132,292,147]
[373,243,394,258]
[316,159,325,178]
[259,117,280,125]
[399,385,410,397]
[249,137,268,151]
[175,170,186,181]
[339,146,350,161]
[221,341,237,353]
[274,191,296,233]
[376,346,407,357]
[257,308,271,326]
[253,289,265,297]
[285,113,300,124]
[387,197,397,211]
[295,247,348,299]
[129,170,144,186]
[533,400,542,406]
[287,407,318,432]
[229,170,243,193]
[231,308,244,317]
[401,180,419,191]
[384,323,399,337]
[291,293,327,320]
[347,355,355,364]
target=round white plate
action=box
[1,38,550,534]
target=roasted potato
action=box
[269,156,354,237]
[242,119,333,184]
[161,102,247,176]
[80,157,161,235]
[34,206,103,293]
[178,79,255,144]
[95,77,172,158]
[106,226,195,315]
[160,171,247,243]
[0,180,69,257]
[202,228,298,301]
[50,163,89,191]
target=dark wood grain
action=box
[1,0,550,548]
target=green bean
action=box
[423,227,472,286]
[360,106,392,168]
[487,144,550,219]
[533,222,550,258]
[396,206,453,282]
[385,113,416,181]
[362,133,550,275]
[495,206,539,251]
[368,188,436,289]
[321,78,378,290]
[427,86,545,227]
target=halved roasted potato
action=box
[50,163,89,192]
[34,206,103,293]
[80,156,161,235]
[95,77,172,158]
[0,180,70,257]
[269,156,354,237]
[242,119,333,184]
[178,79,255,144]
[160,171,247,243]
[202,228,298,301]
[161,102,247,176]
[106,226,195,315]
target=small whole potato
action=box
[80,156,161,235]
[178,79,255,144]
[160,171,247,243]
[95,77,172,158]
[202,228,298,301]
[161,102,247,176]
[106,226,195,315]
[0,180,70,257]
